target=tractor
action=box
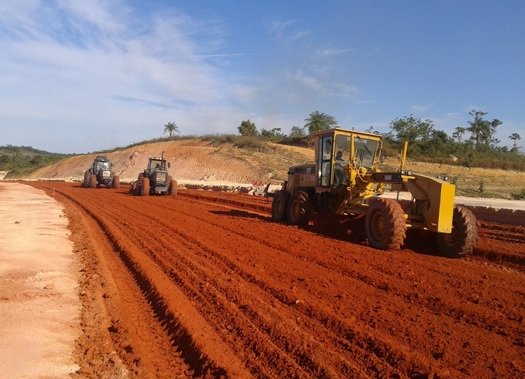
[82,156,119,188]
[129,153,177,196]
[272,128,478,257]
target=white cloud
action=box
[0,1,255,152]
[270,19,310,44]
[315,48,353,58]
[288,69,357,97]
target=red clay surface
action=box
[28,181,525,378]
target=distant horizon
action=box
[1,1,524,153]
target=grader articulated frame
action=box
[272,128,478,257]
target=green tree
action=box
[238,119,258,136]
[509,132,522,152]
[304,111,337,134]
[289,126,306,138]
[261,128,284,140]
[389,115,434,143]
[452,127,466,142]
[163,121,179,137]
[467,110,501,147]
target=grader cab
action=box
[272,128,478,257]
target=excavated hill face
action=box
[24,139,314,184]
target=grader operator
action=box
[272,128,478,257]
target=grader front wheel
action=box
[365,198,407,250]
[287,191,312,226]
[272,190,289,222]
[436,206,478,257]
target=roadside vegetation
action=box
[2,110,523,199]
[230,110,525,199]
[0,146,70,176]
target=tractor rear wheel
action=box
[89,173,97,189]
[287,191,312,226]
[141,177,150,196]
[112,175,120,188]
[82,170,91,188]
[436,206,478,257]
[365,198,406,250]
[271,190,289,222]
[168,179,177,195]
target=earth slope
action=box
[23,139,313,184]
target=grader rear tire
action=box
[89,173,97,189]
[141,177,150,196]
[287,191,312,226]
[271,190,289,222]
[436,206,478,257]
[365,198,407,250]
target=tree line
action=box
[161,109,523,171]
[236,110,524,171]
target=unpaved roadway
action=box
[4,181,525,378]
[0,183,80,377]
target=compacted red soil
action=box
[29,182,525,378]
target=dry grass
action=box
[381,157,525,199]
[275,143,525,199]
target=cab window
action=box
[318,136,333,187]
[354,138,378,168]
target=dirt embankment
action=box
[26,182,525,378]
[20,139,312,185]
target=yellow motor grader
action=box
[272,128,478,257]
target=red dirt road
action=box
[28,182,525,378]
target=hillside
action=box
[6,138,525,199]
[20,139,313,185]
[0,145,69,179]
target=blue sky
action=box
[1,0,524,153]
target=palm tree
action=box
[467,110,489,146]
[304,111,337,134]
[452,127,466,143]
[163,122,179,137]
[466,110,501,147]
[509,132,521,152]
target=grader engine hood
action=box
[406,174,455,233]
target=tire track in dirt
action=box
[179,189,525,271]
[148,196,525,351]
[28,182,525,378]
[36,184,245,378]
[104,189,520,378]
[91,192,384,377]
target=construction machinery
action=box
[272,128,478,257]
[83,156,120,188]
[129,153,177,196]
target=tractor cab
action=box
[92,156,112,173]
[146,157,169,174]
